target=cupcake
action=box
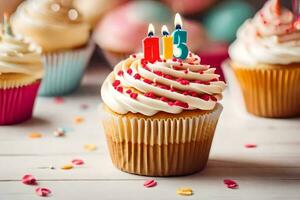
[100,52,226,176]
[162,0,216,15]
[12,0,94,96]
[229,0,300,118]
[0,15,43,125]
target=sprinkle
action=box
[154,71,163,76]
[134,73,141,79]
[126,89,132,94]
[224,179,239,189]
[112,80,121,87]
[144,92,156,99]
[61,164,73,170]
[36,188,51,197]
[176,187,193,196]
[116,86,123,93]
[176,78,190,85]
[130,93,138,99]
[174,101,189,109]
[211,96,217,102]
[21,174,37,185]
[53,128,65,137]
[244,144,257,148]
[53,97,64,104]
[74,116,84,124]
[200,94,210,101]
[184,69,188,74]
[159,85,170,90]
[84,144,97,152]
[144,179,157,188]
[143,79,153,84]
[168,101,175,106]
[80,104,89,110]
[71,159,84,165]
[160,97,169,102]
[117,70,124,76]
[172,58,177,62]
[211,78,218,82]
[28,132,42,139]
[132,54,137,58]
[127,68,133,75]
[198,70,204,74]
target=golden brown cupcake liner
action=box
[232,63,300,118]
[100,104,223,176]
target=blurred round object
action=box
[162,0,216,15]
[203,0,254,42]
[94,1,173,66]
[184,20,209,53]
[0,0,22,16]
[74,0,127,28]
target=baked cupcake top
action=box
[101,53,226,116]
[12,0,90,52]
[229,0,300,66]
[0,16,43,89]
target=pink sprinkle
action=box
[54,97,64,104]
[130,93,138,99]
[117,70,124,76]
[184,69,188,74]
[144,179,157,188]
[174,101,189,108]
[71,159,84,165]
[163,74,174,80]
[126,89,132,94]
[116,86,123,93]
[245,144,257,148]
[168,101,175,106]
[112,80,121,87]
[134,73,141,80]
[127,69,133,75]
[154,71,163,76]
[182,91,189,96]
[172,58,177,62]
[143,79,153,84]
[21,174,37,185]
[144,92,156,99]
[190,91,198,97]
[36,188,52,197]
[224,179,239,189]
[176,78,190,85]
[160,97,169,102]
[159,85,170,90]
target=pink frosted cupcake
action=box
[0,15,44,125]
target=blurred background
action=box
[0,0,292,80]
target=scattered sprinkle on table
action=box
[71,159,84,165]
[176,187,193,196]
[36,187,52,197]
[28,132,42,139]
[61,164,73,170]
[74,116,84,124]
[21,174,37,185]
[244,144,257,148]
[143,179,157,188]
[53,128,65,137]
[224,179,239,189]
[53,97,64,104]
[80,104,89,110]
[84,144,97,152]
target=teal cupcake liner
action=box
[39,42,95,96]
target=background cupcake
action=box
[228,0,300,118]
[0,15,43,125]
[100,52,226,176]
[12,0,94,96]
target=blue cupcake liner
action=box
[39,42,95,96]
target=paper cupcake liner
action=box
[39,42,95,96]
[0,81,40,125]
[232,63,300,118]
[101,104,223,176]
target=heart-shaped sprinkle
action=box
[36,187,51,197]
[143,179,157,188]
[21,174,37,185]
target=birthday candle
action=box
[3,13,13,36]
[143,24,160,63]
[172,13,188,59]
[161,25,173,60]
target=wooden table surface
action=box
[0,65,300,200]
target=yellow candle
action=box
[161,25,173,60]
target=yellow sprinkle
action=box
[61,164,73,170]
[176,188,193,196]
[74,116,84,124]
[28,132,42,138]
[84,144,97,152]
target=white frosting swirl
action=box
[101,53,226,116]
[229,0,300,66]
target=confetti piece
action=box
[71,159,84,165]
[28,132,42,138]
[74,116,84,124]
[53,128,65,137]
[80,104,89,110]
[54,97,64,104]
[244,144,257,148]
[21,174,37,185]
[224,179,239,189]
[176,187,193,196]
[36,187,51,197]
[61,164,73,170]
[144,179,157,188]
[84,144,97,152]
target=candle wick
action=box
[148,32,154,37]
[163,31,169,36]
[175,24,182,30]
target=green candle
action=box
[3,13,13,36]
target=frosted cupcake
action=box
[12,0,94,96]
[229,0,300,118]
[0,15,43,125]
[101,52,226,176]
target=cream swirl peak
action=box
[12,0,90,52]
[101,53,226,116]
[229,0,300,66]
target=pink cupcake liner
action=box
[0,81,41,125]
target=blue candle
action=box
[172,13,188,59]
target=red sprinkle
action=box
[198,70,204,74]
[143,79,153,84]
[112,80,121,87]
[117,70,124,76]
[22,174,37,185]
[163,74,174,80]
[71,159,84,165]
[132,54,137,58]
[126,89,132,94]
[144,92,156,99]
[127,68,133,75]
[116,86,123,93]
[224,179,239,189]
[134,73,141,80]
[184,69,188,74]
[144,179,157,188]
[211,78,219,82]
[174,100,189,108]
[168,101,175,106]
[159,85,170,90]
[54,97,64,104]
[160,97,169,102]
[172,58,177,62]
[244,144,257,148]
[36,188,52,197]
[200,94,210,101]
[154,71,163,76]
[176,78,190,85]
[130,93,138,99]
[211,96,218,102]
